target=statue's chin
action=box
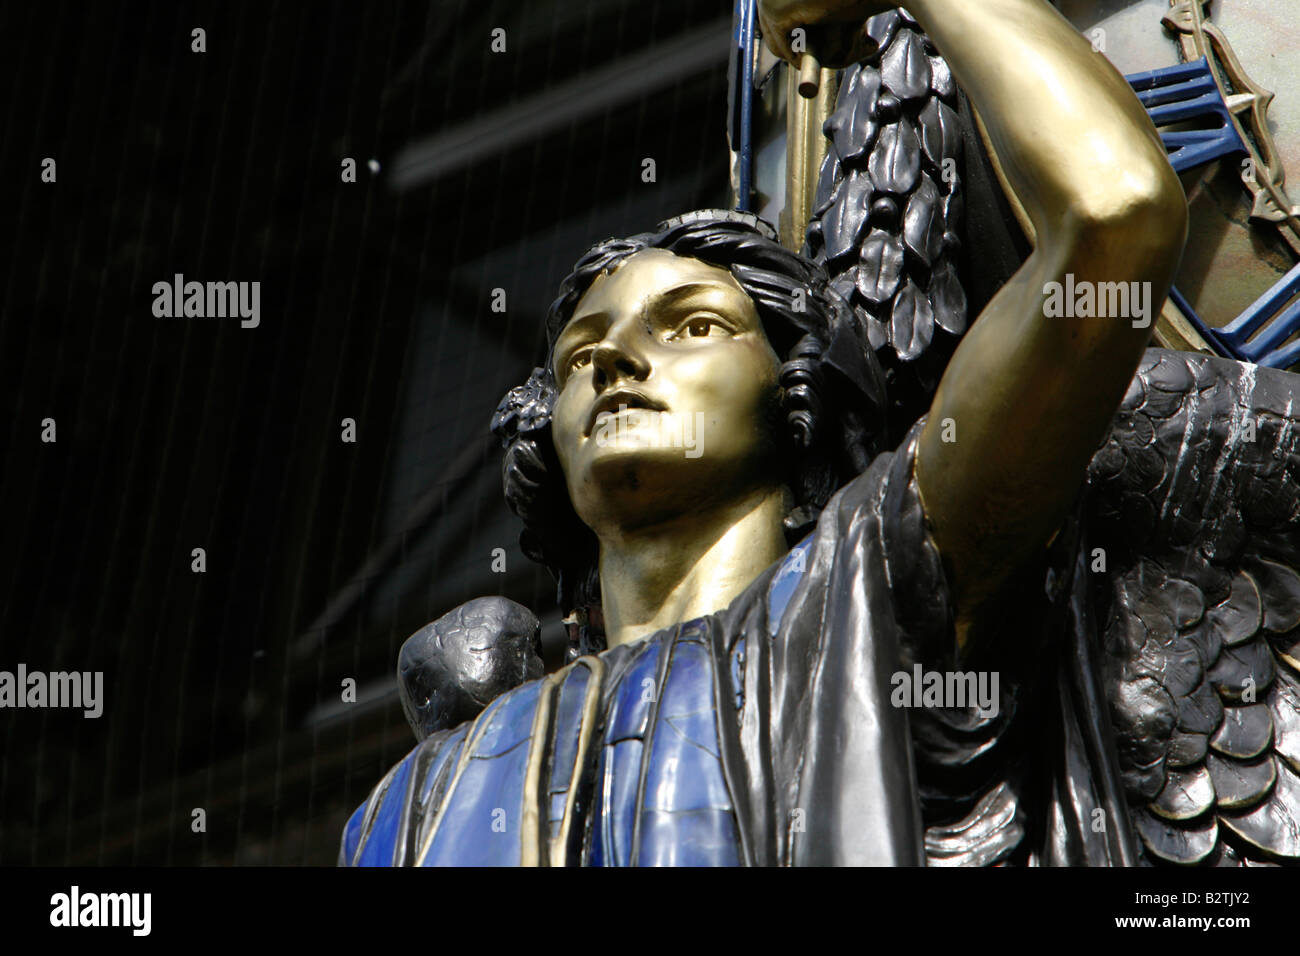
[565,406,776,531]
[583,444,703,495]
[572,452,716,527]
[581,411,710,479]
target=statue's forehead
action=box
[571,248,748,319]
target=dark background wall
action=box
[0,0,734,864]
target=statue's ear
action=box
[397,597,544,742]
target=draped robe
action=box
[340,422,1136,866]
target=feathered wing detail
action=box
[1086,349,1300,865]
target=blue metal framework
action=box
[725,39,1300,367]
[1175,262,1300,368]
[1127,58,1246,173]
[1127,58,1300,369]
[729,0,757,212]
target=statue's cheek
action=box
[550,397,584,466]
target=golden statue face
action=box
[550,249,785,533]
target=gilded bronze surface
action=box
[900,0,1188,634]
[343,0,1300,868]
[550,249,792,649]
[714,0,1187,644]
[781,64,839,249]
[555,0,1193,652]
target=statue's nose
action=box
[591,324,650,390]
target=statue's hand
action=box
[757,0,896,65]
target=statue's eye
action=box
[568,348,593,373]
[673,314,727,339]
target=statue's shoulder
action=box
[397,595,546,742]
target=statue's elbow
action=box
[1068,161,1188,268]
[1131,161,1188,260]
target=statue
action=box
[340,0,1300,866]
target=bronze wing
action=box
[1087,349,1300,866]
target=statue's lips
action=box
[585,390,666,437]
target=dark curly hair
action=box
[491,210,888,657]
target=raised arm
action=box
[761,0,1188,644]
[908,0,1186,638]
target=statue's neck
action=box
[595,486,790,649]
